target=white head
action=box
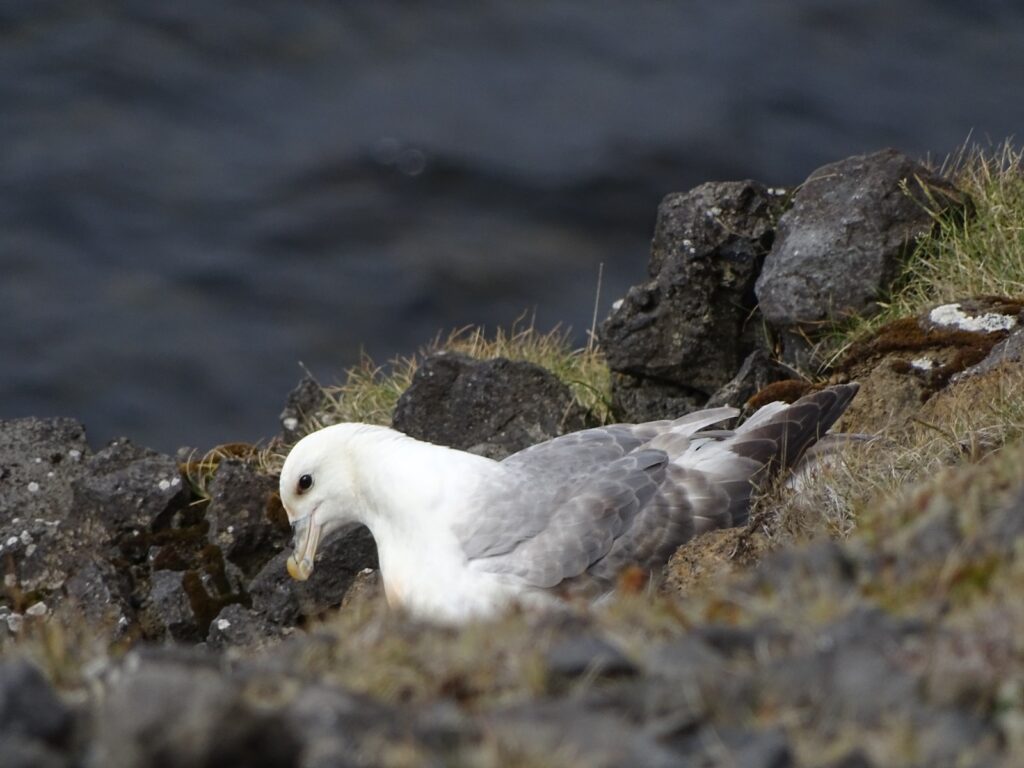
[279,424,375,581]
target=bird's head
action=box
[279,424,364,581]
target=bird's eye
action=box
[297,474,313,493]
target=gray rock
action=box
[0,417,90,524]
[282,684,406,768]
[644,634,728,689]
[760,609,924,729]
[205,460,290,577]
[91,654,300,768]
[749,540,858,595]
[0,734,69,768]
[0,660,71,747]
[982,485,1024,554]
[279,374,328,443]
[725,728,793,768]
[821,751,875,768]
[545,633,637,679]
[0,418,93,596]
[705,349,802,409]
[392,352,590,458]
[485,699,683,768]
[608,373,705,423]
[249,526,378,625]
[602,181,783,418]
[64,557,135,633]
[756,149,964,336]
[144,569,202,642]
[954,323,1024,381]
[207,604,284,649]
[72,439,190,532]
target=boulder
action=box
[0,418,93,597]
[143,570,204,642]
[601,181,784,421]
[204,460,290,577]
[72,439,189,533]
[0,660,72,748]
[206,604,285,650]
[278,374,328,443]
[392,352,589,458]
[755,149,965,362]
[705,349,802,410]
[606,373,705,424]
[91,653,300,768]
[248,526,378,626]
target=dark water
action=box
[3,1,1024,451]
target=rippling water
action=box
[3,1,1023,450]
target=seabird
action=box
[280,384,858,623]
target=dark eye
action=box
[297,474,313,493]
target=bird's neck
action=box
[348,429,498,538]
[345,429,502,612]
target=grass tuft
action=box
[307,320,613,433]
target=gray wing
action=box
[464,449,669,588]
[455,413,738,563]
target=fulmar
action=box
[280,383,858,623]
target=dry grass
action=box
[764,367,1024,545]
[300,321,612,435]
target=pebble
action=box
[26,601,48,617]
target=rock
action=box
[282,684,408,768]
[91,653,300,768]
[392,352,589,458]
[0,418,93,597]
[485,699,683,768]
[63,557,135,632]
[0,660,72,747]
[821,751,875,768]
[249,526,378,625]
[279,374,328,443]
[749,540,858,596]
[705,349,802,409]
[607,373,705,424]
[759,609,925,730]
[0,735,69,768]
[72,439,190,533]
[601,181,784,420]
[0,417,90,525]
[720,728,793,768]
[982,485,1024,554]
[756,149,965,361]
[144,570,203,642]
[545,633,636,680]
[643,634,728,688]
[952,315,1024,382]
[204,460,290,577]
[207,604,284,650]
[836,297,1020,432]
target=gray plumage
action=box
[459,384,859,591]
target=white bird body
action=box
[282,425,528,621]
[279,385,858,623]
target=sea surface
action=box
[3,1,1024,451]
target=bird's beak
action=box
[286,515,322,581]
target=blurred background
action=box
[3,1,1024,451]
